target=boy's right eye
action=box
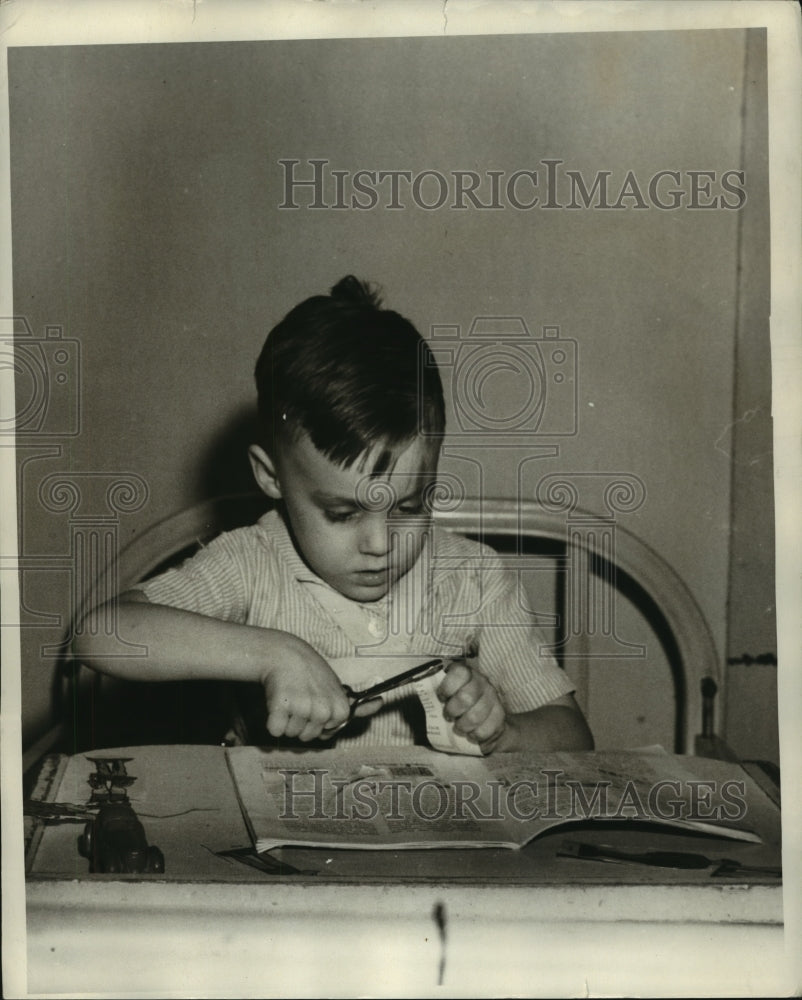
[324,509,358,523]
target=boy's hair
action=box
[255,276,445,472]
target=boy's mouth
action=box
[353,568,390,585]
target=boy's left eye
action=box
[396,503,425,516]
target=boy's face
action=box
[251,432,439,602]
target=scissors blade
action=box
[348,658,445,708]
[321,658,447,739]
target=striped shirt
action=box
[140,509,574,746]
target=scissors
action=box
[324,657,446,737]
[557,840,782,877]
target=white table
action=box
[24,746,787,996]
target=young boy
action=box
[75,277,592,753]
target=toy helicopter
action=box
[77,756,165,874]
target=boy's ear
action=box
[248,444,283,500]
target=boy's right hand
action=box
[261,636,377,742]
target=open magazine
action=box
[226,745,765,852]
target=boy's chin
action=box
[341,584,390,603]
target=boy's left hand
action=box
[436,661,506,753]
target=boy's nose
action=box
[358,514,392,557]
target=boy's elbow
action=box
[71,591,148,669]
[568,708,595,751]
[532,695,594,752]
[71,626,99,670]
[559,694,594,750]
[71,602,112,667]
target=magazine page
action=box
[227,746,765,852]
[228,746,520,851]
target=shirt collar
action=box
[263,508,324,584]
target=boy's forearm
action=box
[73,592,295,684]
[494,699,594,753]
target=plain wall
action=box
[721,29,777,762]
[9,30,774,753]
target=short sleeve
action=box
[137,530,252,623]
[472,555,575,714]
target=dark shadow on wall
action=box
[198,404,261,500]
[49,406,267,757]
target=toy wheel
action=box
[78,821,93,860]
[147,845,165,873]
